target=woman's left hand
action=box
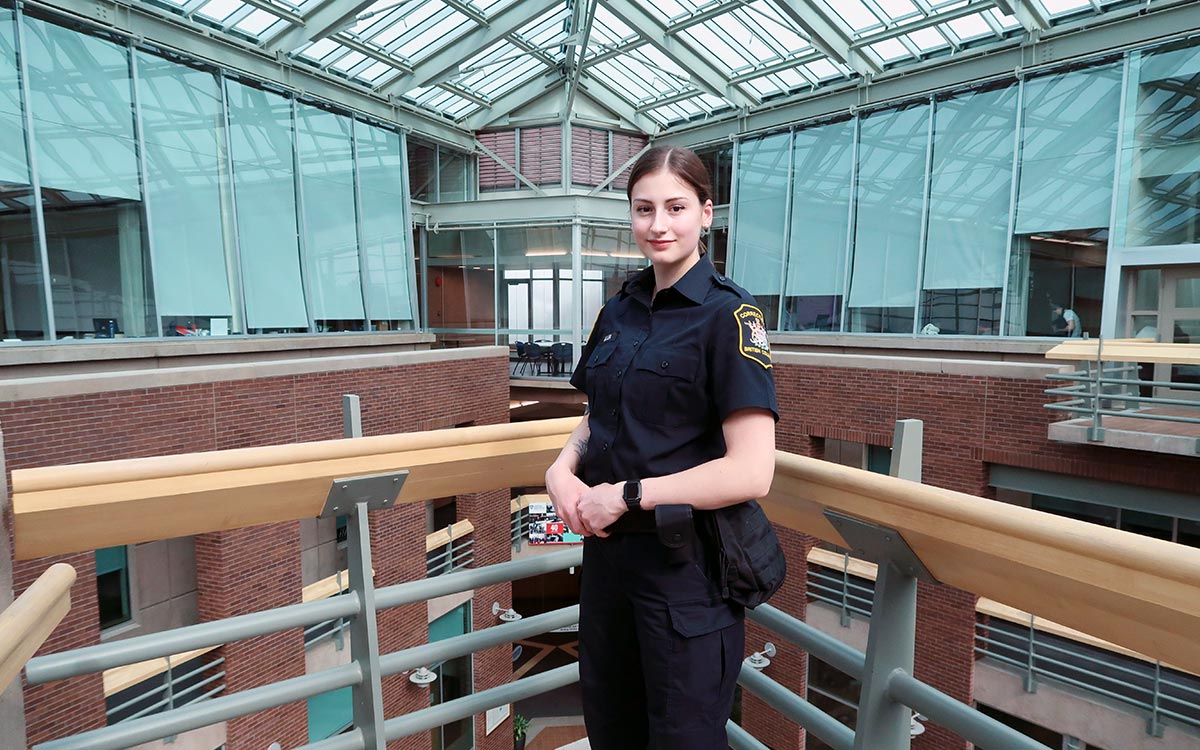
[577,482,626,538]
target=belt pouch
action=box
[655,504,695,564]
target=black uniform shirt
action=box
[570,253,778,487]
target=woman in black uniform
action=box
[545,146,778,750]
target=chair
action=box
[525,342,545,376]
[514,341,529,376]
[550,342,573,376]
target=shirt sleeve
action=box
[569,305,605,394]
[709,298,779,423]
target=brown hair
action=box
[626,145,713,206]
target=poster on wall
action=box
[527,502,584,545]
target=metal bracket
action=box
[321,471,409,518]
[824,510,937,583]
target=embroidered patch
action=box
[734,303,772,369]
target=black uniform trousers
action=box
[579,528,744,750]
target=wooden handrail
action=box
[806,547,1192,675]
[425,520,475,553]
[10,418,1200,677]
[12,417,578,559]
[1046,339,1200,365]
[0,563,75,691]
[766,451,1200,675]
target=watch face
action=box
[624,481,639,502]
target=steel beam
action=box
[29,0,473,147]
[600,0,759,109]
[993,0,1051,33]
[382,0,561,94]
[887,672,1053,749]
[262,0,374,53]
[463,70,560,130]
[769,0,883,76]
[738,666,855,750]
[564,0,597,120]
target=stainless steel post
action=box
[345,502,386,750]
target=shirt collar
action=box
[621,254,715,306]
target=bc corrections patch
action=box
[734,303,772,368]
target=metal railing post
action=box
[840,553,852,627]
[1148,660,1163,737]
[1024,615,1037,693]
[1088,338,1106,441]
[830,419,930,750]
[344,501,387,750]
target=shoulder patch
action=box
[734,303,772,369]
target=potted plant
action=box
[513,712,530,750]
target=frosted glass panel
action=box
[848,103,929,332]
[783,119,853,331]
[0,8,26,186]
[732,131,788,323]
[1016,63,1121,234]
[227,81,307,331]
[924,85,1016,291]
[1124,40,1200,246]
[24,17,140,200]
[137,52,233,320]
[296,104,364,323]
[357,123,413,324]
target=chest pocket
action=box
[586,336,618,368]
[630,346,704,427]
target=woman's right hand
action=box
[545,462,590,536]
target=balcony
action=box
[4,417,1200,750]
[1045,339,1200,456]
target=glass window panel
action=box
[1178,276,1200,308]
[921,84,1017,336]
[1179,518,1200,548]
[226,81,308,331]
[25,17,139,199]
[438,147,469,202]
[0,6,48,341]
[782,119,853,332]
[1133,268,1160,310]
[307,687,352,741]
[95,545,130,629]
[848,103,929,333]
[1015,63,1121,235]
[1124,40,1200,247]
[296,104,364,328]
[408,139,436,201]
[731,131,789,325]
[1031,494,1119,526]
[581,225,643,334]
[358,124,413,327]
[1006,229,1106,337]
[426,228,494,329]
[498,225,572,341]
[136,52,236,333]
[1120,509,1174,541]
[26,17,156,339]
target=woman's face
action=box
[629,169,713,270]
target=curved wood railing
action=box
[11,417,1200,676]
[0,563,75,691]
[1046,338,1200,364]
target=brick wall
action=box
[4,354,510,748]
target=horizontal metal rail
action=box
[1045,403,1200,425]
[887,672,1050,749]
[38,663,363,750]
[28,547,583,686]
[299,665,583,750]
[727,719,771,750]
[748,604,866,680]
[738,666,854,750]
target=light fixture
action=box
[493,602,523,622]
[744,642,776,670]
[525,250,568,257]
[409,666,438,685]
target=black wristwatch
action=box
[622,479,642,511]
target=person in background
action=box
[544,145,778,750]
[1051,301,1081,337]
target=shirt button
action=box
[602,442,609,451]
[633,340,640,347]
[609,408,616,416]
[660,361,669,369]
[616,369,623,377]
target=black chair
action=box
[526,342,545,376]
[514,341,529,376]
[550,342,573,376]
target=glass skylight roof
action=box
[128,0,1136,132]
